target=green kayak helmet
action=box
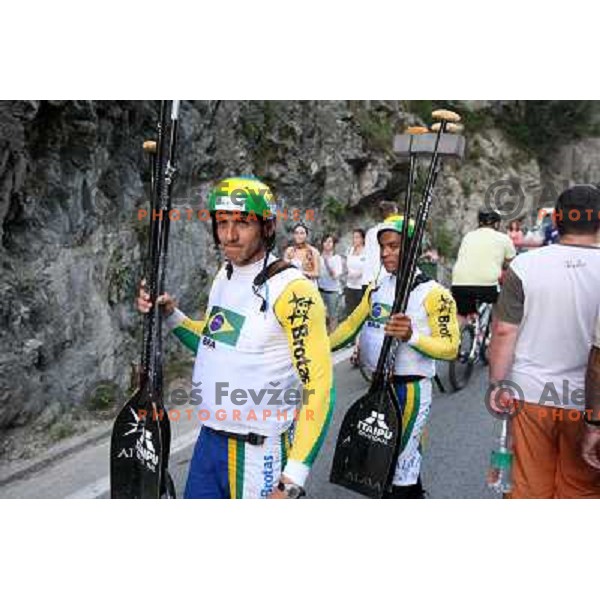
[208,176,277,219]
[377,214,416,241]
[207,176,277,252]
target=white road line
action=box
[65,349,353,499]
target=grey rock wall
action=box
[1,100,598,432]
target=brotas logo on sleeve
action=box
[202,305,246,347]
[436,292,454,339]
[287,293,314,384]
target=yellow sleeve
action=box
[165,308,205,354]
[409,286,460,361]
[329,284,373,351]
[273,278,334,486]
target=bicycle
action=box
[350,344,374,384]
[448,301,492,392]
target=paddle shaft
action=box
[372,118,449,387]
[141,101,180,392]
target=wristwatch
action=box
[277,480,306,499]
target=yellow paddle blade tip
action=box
[405,126,429,135]
[143,140,157,153]
[431,122,464,133]
[431,109,461,123]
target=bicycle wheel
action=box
[358,358,374,384]
[351,341,374,384]
[448,325,475,391]
[479,314,492,366]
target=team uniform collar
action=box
[226,254,278,279]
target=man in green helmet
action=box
[330,215,459,498]
[137,177,334,499]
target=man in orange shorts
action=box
[488,185,600,498]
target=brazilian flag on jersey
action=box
[368,302,392,325]
[202,306,246,347]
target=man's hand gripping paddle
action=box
[110,102,180,499]
[330,109,465,497]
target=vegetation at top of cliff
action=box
[345,101,397,155]
[406,101,600,162]
[240,101,296,172]
[492,101,600,160]
[355,110,395,155]
[404,101,436,125]
[239,100,600,172]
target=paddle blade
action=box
[110,384,164,499]
[159,413,176,498]
[330,380,401,498]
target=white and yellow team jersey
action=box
[330,271,460,377]
[452,227,516,286]
[165,256,334,487]
[329,271,459,488]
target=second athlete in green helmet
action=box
[330,213,460,498]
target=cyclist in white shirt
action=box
[452,208,516,326]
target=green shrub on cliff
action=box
[494,101,600,159]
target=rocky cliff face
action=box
[1,100,599,440]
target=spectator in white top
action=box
[344,228,366,317]
[360,200,398,290]
[489,184,600,498]
[318,233,343,333]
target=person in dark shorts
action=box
[451,208,516,323]
[451,284,499,317]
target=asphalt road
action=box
[0,354,498,499]
[307,361,497,499]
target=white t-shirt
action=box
[361,224,383,286]
[595,311,600,348]
[346,247,366,290]
[318,254,343,292]
[452,228,516,286]
[507,245,600,409]
[165,256,306,436]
